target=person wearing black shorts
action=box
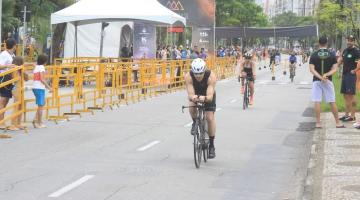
[338,35,360,122]
[0,38,17,129]
[185,58,217,159]
[239,52,256,105]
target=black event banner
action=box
[133,23,156,59]
[158,0,215,54]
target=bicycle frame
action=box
[242,76,251,110]
[289,63,296,82]
[182,103,210,168]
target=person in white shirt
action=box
[0,38,17,129]
[32,55,52,128]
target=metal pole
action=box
[22,6,27,56]
[0,0,2,43]
[74,22,78,57]
[303,0,306,16]
[50,24,53,64]
[100,23,104,57]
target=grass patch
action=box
[321,74,360,112]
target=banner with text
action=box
[158,0,215,55]
[133,23,156,59]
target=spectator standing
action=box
[190,45,199,59]
[0,39,17,129]
[32,55,52,128]
[309,36,344,129]
[199,48,207,59]
[337,35,360,123]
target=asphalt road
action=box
[1,59,316,200]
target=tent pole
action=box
[118,25,123,58]
[74,22,78,58]
[50,24,53,64]
[100,23,104,57]
[100,22,109,58]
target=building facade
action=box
[262,0,319,18]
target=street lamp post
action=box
[21,5,31,56]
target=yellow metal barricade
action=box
[1,56,237,137]
[0,66,27,138]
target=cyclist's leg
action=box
[189,101,198,135]
[189,101,197,119]
[249,80,255,96]
[249,79,255,104]
[205,111,216,137]
[205,96,216,158]
[205,111,216,158]
[290,64,294,75]
[240,72,246,93]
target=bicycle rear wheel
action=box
[193,122,202,168]
[290,68,295,82]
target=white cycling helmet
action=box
[191,58,206,73]
[244,52,252,59]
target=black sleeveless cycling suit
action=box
[190,70,216,112]
[242,62,254,82]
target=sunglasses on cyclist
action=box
[194,72,205,76]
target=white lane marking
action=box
[137,141,161,152]
[219,79,230,83]
[279,82,287,85]
[258,81,268,84]
[48,175,94,198]
[216,108,222,111]
[299,81,310,85]
[230,99,237,103]
[184,122,193,127]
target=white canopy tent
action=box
[50,0,186,58]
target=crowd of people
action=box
[156,45,208,60]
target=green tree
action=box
[9,0,73,56]
[2,0,21,40]
[271,11,314,27]
[316,0,360,47]
[216,0,268,27]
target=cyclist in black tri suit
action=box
[185,58,217,159]
[239,52,256,105]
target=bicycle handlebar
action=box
[182,103,206,113]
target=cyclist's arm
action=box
[205,72,217,102]
[251,62,256,77]
[185,72,197,101]
[239,61,244,76]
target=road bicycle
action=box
[182,102,210,168]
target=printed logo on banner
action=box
[199,28,211,44]
[166,0,184,11]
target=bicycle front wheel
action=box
[243,83,249,110]
[193,124,202,168]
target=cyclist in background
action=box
[275,50,281,66]
[184,58,217,159]
[239,52,256,105]
[289,52,297,78]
